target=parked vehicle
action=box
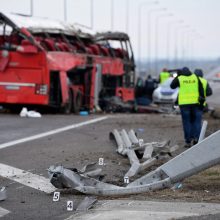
[152,78,178,104]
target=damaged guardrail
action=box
[48,130,220,196]
[109,129,179,178]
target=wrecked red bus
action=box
[0,13,135,113]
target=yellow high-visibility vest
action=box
[199,77,207,97]
[178,74,199,105]
[160,72,170,84]
[199,77,208,106]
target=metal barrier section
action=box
[48,130,220,196]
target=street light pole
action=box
[30,0,33,16]
[111,0,114,31]
[166,20,183,68]
[91,0,94,29]
[137,1,158,73]
[181,30,195,66]
[64,0,67,21]
[146,7,166,74]
[188,33,202,69]
[126,0,130,34]
[154,13,172,75]
[174,25,190,68]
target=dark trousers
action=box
[180,105,203,144]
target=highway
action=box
[0,113,220,219]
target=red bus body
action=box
[0,13,135,113]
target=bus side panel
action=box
[0,52,49,105]
[0,68,49,105]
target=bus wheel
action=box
[61,90,73,114]
[73,92,81,113]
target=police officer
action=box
[194,69,212,111]
[159,68,170,84]
[170,67,203,147]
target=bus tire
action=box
[61,90,73,114]
[73,92,81,113]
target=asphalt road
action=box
[0,113,112,220]
[0,113,220,220]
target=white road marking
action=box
[15,186,25,190]
[8,182,16,185]
[0,206,10,218]
[87,214,102,220]
[65,210,198,220]
[0,163,56,193]
[0,116,109,150]
[65,213,101,220]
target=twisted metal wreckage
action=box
[48,122,220,196]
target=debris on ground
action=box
[76,196,97,211]
[20,107,42,118]
[48,130,220,196]
[109,129,179,178]
[0,187,7,201]
[99,96,134,113]
[210,107,220,119]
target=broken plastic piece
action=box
[171,182,183,190]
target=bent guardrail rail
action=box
[48,130,220,196]
[109,129,174,177]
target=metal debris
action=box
[48,162,103,189]
[48,130,220,196]
[0,187,7,201]
[198,120,208,142]
[78,162,102,178]
[76,196,97,211]
[109,129,178,177]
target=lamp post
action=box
[111,0,114,31]
[166,20,183,68]
[30,0,33,16]
[90,0,94,29]
[64,0,67,21]
[146,7,166,74]
[181,30,195,66]
[137,1,158,72]
[188,33,202,69]
[125,0,130,34]
[174,25,190,68]
[154,13,172,74]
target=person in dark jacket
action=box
[170,67,206,147]
[194,69,212,112]
[145,75,157,100]
[194,69,212,96]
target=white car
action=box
[152,78,178,104]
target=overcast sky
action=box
[0,0,220,61]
